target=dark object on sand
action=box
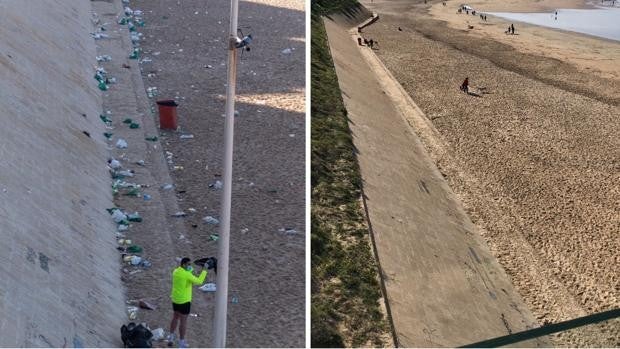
[194,257,218,274]
[398,26,402,31]
[358,37,363,45]
[121,323,153,348]
[460,77,469,92]
[139,300,157,310]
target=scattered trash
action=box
[91,33,110,40]
[281,48,292,54]
[143,194,152,201]
[136,160,145,166]
[187,208,196,213]
[179,134,194,139]
[127,306,138,320]
[120,322,152,347]
[209,180,223,189]
[130,256,142,265]
[189,313,199,317]
[130,122,140,129]
[173,211,186,217]
[118,224,129,232]
[161,183,174,190]
[279,228,298,234]
[146,87,158,98]
[112,210,128,223]
[199,283,216,292]
[123,118,133,124]
[173,166,184,171]
[104,132,114,139]
[96,55,112,62]
[123,187,140,197]
[130,33,143,44]
[124,7,133,16]
[203,216,219,225]
[115,170,135,178]
[240,228,249,234]
[100,114,112,124]
[108,158,122,169]
[122,63,131,69]
[127,245,142,254]
[116,139,128,149]
[141,260,152,268]
[98,80,108,91]
[129,48,141,59]
[127,212,143,222]
[209,234,219,241]
[139,58,152,64]
[138,300,156,310]
[145,136,158,142]
[231,296,239,304]
[151,328,165,341]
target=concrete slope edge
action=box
[325,17,545,347]
[0,0,125,346]
[324,2,374,27]
[320,16,399,347]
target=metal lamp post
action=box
[213,0,240,346]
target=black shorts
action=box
[172,302,191,315]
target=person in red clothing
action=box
[460,77,469,93]
[167,257,207,348]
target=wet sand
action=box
[429,0,620,80]
[359,0,619,346]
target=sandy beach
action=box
[124,0,305,346]
[430,0,620,80]
[358,0,619,345]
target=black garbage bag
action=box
[121,322,153,348]
[194,257,218,274]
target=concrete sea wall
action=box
[0,0,125,346]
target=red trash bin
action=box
[156,99,179,130]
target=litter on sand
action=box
[203,216,219,225]
[199,283,216,292]
[116,139,128,149]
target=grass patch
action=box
[311,3,390,347]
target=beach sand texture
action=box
[121,0,305,346]
[358,0,619,346]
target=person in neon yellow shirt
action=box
[167,257,207,348]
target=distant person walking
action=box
[511,23,515,34]
[460,77,469,93]
[369,38,374,49]
[167,258,207,348]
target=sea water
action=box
[490,6,620,41]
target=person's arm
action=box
[186,268,207,285]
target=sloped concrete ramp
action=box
[324,16,546,347]
[0,1,125,346]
